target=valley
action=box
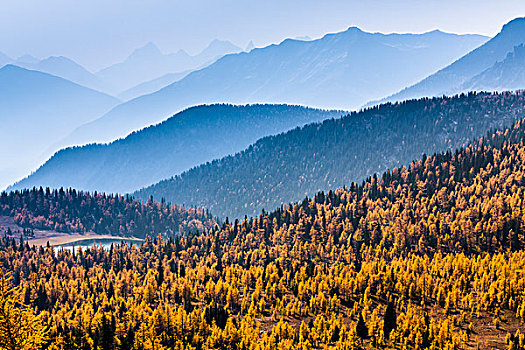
[4,115,525,348]
[3,9,525,350]
[136,91,525,219]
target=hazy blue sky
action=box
[1,0,525,71]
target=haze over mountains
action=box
[10,18,525,200]
[0,65,120,189]
[135,92,525,219]
[245,41,255,52]
[0,38,249,189]
[7,4,525,347]
[117,70,191,101]
[13,56,113,94]
[0,53,115,94]
[11,105,341,194]
[95,40,243,94]
[0,39,244,98]
[15,54,39,65]
[0,52,11,67]
[56,28,487,147]
[461,44,525,92]
[379,17,525,104]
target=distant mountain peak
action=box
[0,63,19,71]
[96,38,242,93]
[130,42,162,58]
[245,40,255,52]
[345,26,364,33]
[501,17,525,33]
[80,26,487,148]
[209,39,230,46]
[198,39,242,59]
[0,64,36,75]
[373,18,525,106]
[425,29,446,35]
[16,54,39,65]
[40,55,75,64]
[202,39,240,51]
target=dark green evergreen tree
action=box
[356,313,369,339]
[383,300,397,339]
[98,315,115,350]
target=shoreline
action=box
[27,232,143,247]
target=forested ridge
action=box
[4,107,525,349]
[0,188,215,238]
[12,104,341,194]
[136,91,525,219]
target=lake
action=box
[57,238,144,251]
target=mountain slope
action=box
[197,39,243,61]
[96,40,242,93]
[0,65,120,189]
[63,28,487,146]
[5,113,525,349]
[378,17,525,104]
[0,188,215,238]
[14,56,114,94]
[135,92,525,219]
[461,44,525,91]
[117,70,191,101]
[30,56,114,94]
[11,105,341,194]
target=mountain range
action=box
[134,92,525,219]
[55,28,487,148]
[116,70,191,101]
[10,105,341,194]
[10,19,525,198]
[7,111,525,348]
[5,15,525,350]
[0,65,120,190]
[0,39,244,98]
[378,17,525,104]
[95,40,243,94]
[13,56,113,94]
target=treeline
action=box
[5,110,525,348]
[137,91,525,219]
[0,187,216,238]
